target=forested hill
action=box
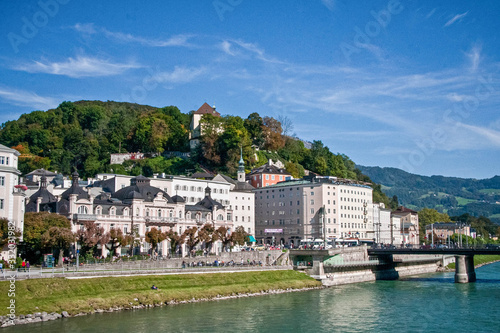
[357,165,500,222]
[0,100,390,206]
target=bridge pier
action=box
[310,255,326,280]
[454,255,476,283]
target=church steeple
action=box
[237,147,245,182]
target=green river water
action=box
[5,263,500,333]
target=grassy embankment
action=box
[0,270,320,316]
[446,255,500,269]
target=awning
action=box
[248,235,256,242]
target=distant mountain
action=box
[357,165,500,222]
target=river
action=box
[5,263,500,333]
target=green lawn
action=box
[479,189,499,195]
[455,196,478,206]
[0,270,320,316]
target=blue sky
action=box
[0,1,499,179]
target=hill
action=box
[0,100,389,204]
[357,165,500,222]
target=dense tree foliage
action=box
[23,212,72,263]
[1,100,391,205]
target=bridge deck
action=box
[368,248,500,256]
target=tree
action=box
[244,112,264,147]
[183,227,200,255]
[165,229,185,256]
[277,115,294,137]
[23,212,72,262]
[418,208,450,243]
[106,228,133,257]
[231,226,249,247]
[261,116,285,151]
[198,223,218,254]
[216,226,232,252]
[145,227,166,255]
[76,221,108,257]
[389,195,399,211]
[41,227,74,267]
[0,218,21,252]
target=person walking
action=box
[21,260,26,272]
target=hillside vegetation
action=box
[358,166,500,223]
[0,100,389,204]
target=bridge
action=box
[290,246,500,284]
[368,247,500,283]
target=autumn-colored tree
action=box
[145,227,166,255]
[216,226,232,252]
[106,228,134,257]
[41,226,74,267]
[165,229,185,256]
[198,223,219,254]
[231,226,249,247]
[262,116,285,151]
[183,227,200,255]
[76,221,108,257]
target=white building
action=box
[254,176,373,246]
[0,144,26,259]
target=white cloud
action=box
[73,23,96,34]
[72,23,195,48]
[426,8,437,19]
[14,56,141,78]
[321,0,335,11]
[457,123,500,148]
[102,29,194,47]
[465,44,481,72]
[152,66,206,84]
[444,11,469,27]
[0,87,58,110]
[220,41,234,56]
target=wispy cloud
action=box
[465,44,481,72]
[14,56,141,78]
[220,39,282,63]
[321,0,335,12]
[426,8,437,19]
[444,11,469,27]
[152,66,206,84]
[72,23,195,47]
[0,87,58,110]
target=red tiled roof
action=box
[194,102,220,116]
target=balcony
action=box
[73,214,97,222]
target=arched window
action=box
[146,209,150,217]
[78,206,88,214]
[217,214,224,221]
[136,208,140,216]
[95,206,102,215]
[179,211,182,218]
[110,207,116,215]
[158,209,162,217]
[123,208,129,216]
[169,210,173,218]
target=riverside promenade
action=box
[1,250,290,280]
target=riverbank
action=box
[0,270,321,327]
[446,254,500,270]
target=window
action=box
[310,208,314,214]
[0,156,4,164]
[0,176,4,186]
[271,175,275,180]
[0,199,3,209]
[77,206,88,214]
[124,226,128,234]
[266,175,269,180]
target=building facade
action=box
[248,160,292,188]
[189,102,221,150]
[0,144,25,259]
[254,176,373,246]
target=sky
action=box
[0,0,499,179]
